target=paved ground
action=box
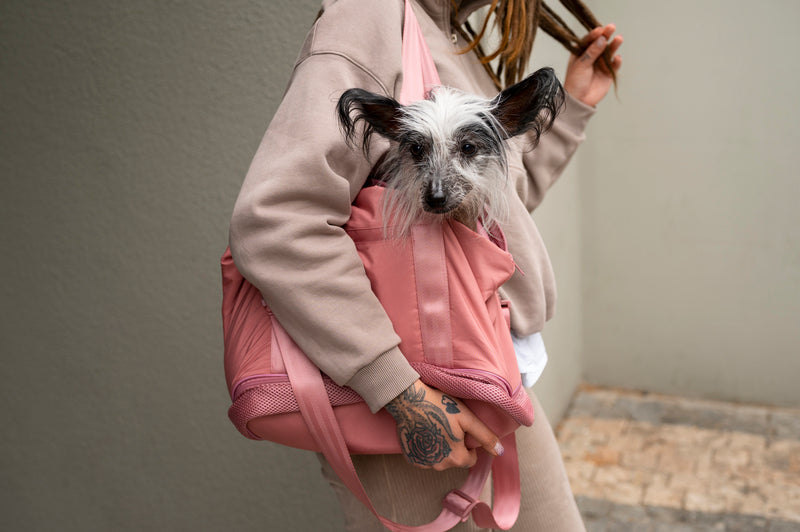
[555,386,800,531]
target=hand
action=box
[563,23,623,107]
[384,380,503,470]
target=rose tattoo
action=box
[403,421,449,465]
[385,384,461,466]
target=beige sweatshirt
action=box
[229,0,595,413]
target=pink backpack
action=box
[222,2,533,529]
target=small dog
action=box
[337,67,565,236]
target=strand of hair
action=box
[557,0,600,33]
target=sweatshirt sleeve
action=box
[229,53,419,413]
[509,91,597,212]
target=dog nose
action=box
[425,181,447,208]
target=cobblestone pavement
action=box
[555,386,800,531]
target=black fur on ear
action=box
[490,67,566,145]
[337,89,403,157]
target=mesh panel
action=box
[228,379,363,439]
[413,363,535,426]
[228,365,532,440]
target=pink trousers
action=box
[318,388,586,531]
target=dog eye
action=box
[409,144,424,158]
[461,143,476,155]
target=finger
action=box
[600,23,616,42]
[432,447,478,471]
[607,35,623,57]
[580,23,615,47]
[460,413,503,457]
[611,55,622,72]
[596,36,623,76]
[578,26,604,47]
[465,447,478,467]
[405,456,433,470]
[579,35,607,65]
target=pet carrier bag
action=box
[221,1,533,530]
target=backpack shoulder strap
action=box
[309,2,521,529]
[399,0,441,105]
[276,315,522,531]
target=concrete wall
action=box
[579,0,800,407]
[1,0,342,530]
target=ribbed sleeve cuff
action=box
[345,347,420,413]
[561,91,597,135]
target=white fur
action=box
[378,87,510,238]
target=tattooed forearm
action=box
[385,384,462,466]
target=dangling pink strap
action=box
[276,319,521,531]
[277,2,521,530]
[398,0,523,511]
[399,0,441,105]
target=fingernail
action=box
[494,442,505,456]
[596,36,607,48]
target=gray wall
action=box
[579,0,800,407]
[3,0,799,531]
[1,0,342,530]
[526,39,585,424]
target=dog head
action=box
[338,67,565,235]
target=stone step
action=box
[556,386,800,530]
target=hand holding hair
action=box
[564,23,624,107]
[384,380,504,471]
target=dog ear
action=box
[490,67,565,145]
[337,89,403,156]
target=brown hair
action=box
[451,0,616,90]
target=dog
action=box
[337,67,565,237]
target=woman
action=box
[229,0,622,529]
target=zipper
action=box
[438,367,517,397]
[231,374,288,402]
[231,372,339,402]
[455,368,516,396]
